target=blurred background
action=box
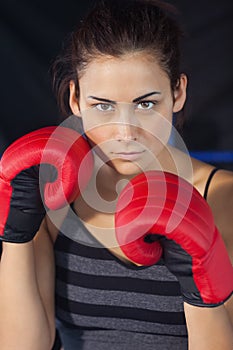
[0,0,232,169]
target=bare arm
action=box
[184,301,233,350]
[185,168,233,349]
[0,123,85,350]
[0,219,56,350]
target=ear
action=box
[69,80,80,115]
[172,74,188,113]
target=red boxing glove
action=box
[0,126,93,243]
[115,171,233,307]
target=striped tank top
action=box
[54,208,188,349]
[0,168,220,348]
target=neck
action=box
[89,145,194,200]
[95,158,135,199]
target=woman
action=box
[0,1,232,349]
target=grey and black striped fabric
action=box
[54,211,188,349]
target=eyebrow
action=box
[87,91,161,104]
[133,92,161,103]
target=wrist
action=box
[2,240,34,251]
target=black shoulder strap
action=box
[203,168,220,200]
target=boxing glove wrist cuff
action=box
[1,208,45,243]
[182,291,233,307]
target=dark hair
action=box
[52,0,185,128]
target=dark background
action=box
[0,0,233,169]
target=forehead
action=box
[78,53,170,100]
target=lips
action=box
[113,150,145,161]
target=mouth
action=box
[112,150,145,161]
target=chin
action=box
[107,159,145,177]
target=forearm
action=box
[184,302,233,350]
[0,242,53,350]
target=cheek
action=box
[139,113,173,145]
[85,125,114,146]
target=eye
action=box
[94,103,115,112]
[136,101,156,110]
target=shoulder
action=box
[191,157,233,260]
[205,168,233,234]
[202,166,233,261]
[191,157,233,209]
[205,168,233,218]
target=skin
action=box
[72,53,187,177]
[0,52,232,350]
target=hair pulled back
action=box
[52,0,184,124]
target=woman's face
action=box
[70,53,187,176]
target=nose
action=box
[115,108,138,142]
[115,123,137,142]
